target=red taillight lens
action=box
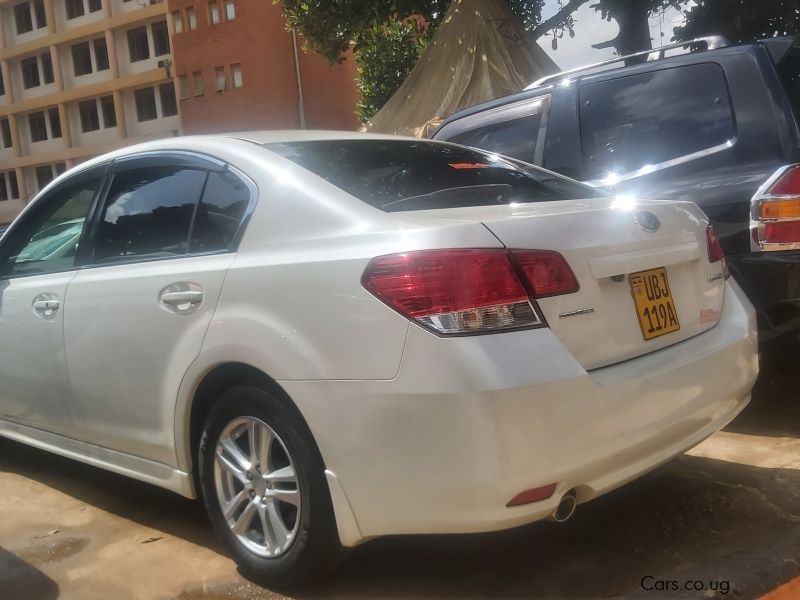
[512,250,580,297]
[706,224,724,263]
[705,224,730,279]
[362,248,577,335]
[766,165,800,195]
[763,221,800,244]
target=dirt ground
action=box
[1,365,798,600]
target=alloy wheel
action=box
[213,416,301,557]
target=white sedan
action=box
[0,132,757,586]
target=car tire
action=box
[198,384,344,589]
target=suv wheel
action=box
[198,385,343,588]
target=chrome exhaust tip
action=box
[549,488,577,523]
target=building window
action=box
[159,83,178,117]
[79,99,100,132]
[172,11,183,33]
[0,177,7,201]
[224,0,235,20]
[14,3,34,35]
[192,70,204,96]
[33,0,46,28]
[41,52,54,84]
[231,63,242,88]
[29,111,47,142]
[152,21,170,56]
[55,162,67,176]
[88,0,102,12]
[94,38,109,71]
[186,7,197,30]
[72,42,93,77]
[214,66,226,93]
[101,95,116,128]
[65,0,85,20]
[0,71,4,96]
[135,87,158,121]
[208,1,220,25]
[9,172,19,198]
[48,108,61,138]
[1,119,12,148]
[21,56,40,89]
[179,75,190,99]
[127,27,150,62]
[35,165,53,190]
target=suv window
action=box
[266,140,604,212]
[579,63,735,180]
[5,178,101,277]
[94,166,206,263]
[447,114,542,164]
[189,170,250,253]
[777,47,800,123]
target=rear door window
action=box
[266,140,604,213]
[93,165,207,263]
[189,170,251,253]
[447,114,542,164]
[579,63,735,180]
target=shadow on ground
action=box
[0,547,59,599]
[0,438,219,555]
[1,365,797,599]
[727,363,800,438]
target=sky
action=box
[539,0,692,70]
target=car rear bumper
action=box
[282,279,758,545]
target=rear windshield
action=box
[265,140,605,212]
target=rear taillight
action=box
[362,248,578,335]
[751,164,800,251]
[706,224,724,263]
[513,250,580,297]
[705,224,730,279]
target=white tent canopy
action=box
[366,0,559,137]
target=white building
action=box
[0,0,179,223]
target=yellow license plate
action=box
[629,267,680,341]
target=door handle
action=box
[158,283,204,315]
[160,291,204,305]
[32,294,60,319]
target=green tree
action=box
[674,0,800,43]
[591,0,686,58]
[278,0,450,63]
[355,19,431,121]
[277,0,588,122]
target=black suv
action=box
[433,35,800,356]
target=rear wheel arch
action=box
[187,363,326,491]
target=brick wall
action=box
[169,0,359,133]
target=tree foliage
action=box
[355,19,431,121]
[278,0,450,63]
[591,0,685,56]
[673,0,800,43]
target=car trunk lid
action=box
[398,196,727,370]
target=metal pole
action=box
[291,29,306,129]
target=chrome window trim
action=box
[583,139,736,188]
